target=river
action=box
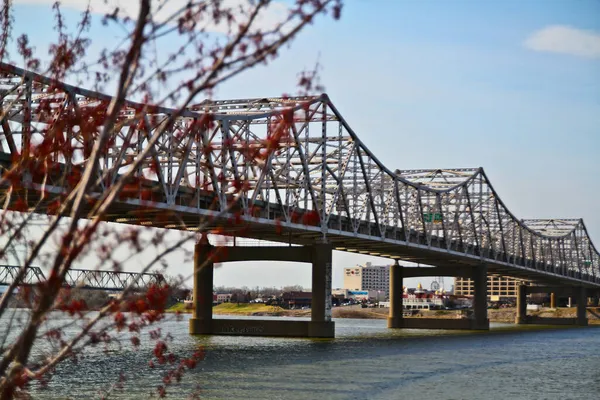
[5,313,600,399]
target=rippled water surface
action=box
[6,313,600,399]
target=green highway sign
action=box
[423,212,443,223]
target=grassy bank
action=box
[167,302,293,316]
[167,302,194,313]
[213,303,288,315]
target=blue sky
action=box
[7,0,600,290]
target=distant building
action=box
[377,283,448,310]
[403,283,446,310]
[332,288,350,298]
[216,293,232,304]
[281,291,312,308]
[343,262,390,298]
[454,275,528,300]
[332,289,384,301]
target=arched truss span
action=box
[0,62,598,287]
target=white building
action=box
[403,283,445,310]
[377,284,447,310]
[332,289,385,302]
[216,293,232,304]
[343,262,390,298]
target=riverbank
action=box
[324,307,600,323]
[169,302,379,318]
[168,302,308,317]
[167,303,600,324]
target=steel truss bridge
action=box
[0,62,599,290]
[0,265,164,291]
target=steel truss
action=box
[0,265,164,291]
[0,62,599,288]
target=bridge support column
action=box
[188,244,334,338]
[516,286,591,326]
[308,243,335,338]
[550,292,556,309]
[576,287,588,326]
[472,265,489,330]
[515,284,527,324]
[189,240,214,335]
[387,261,403,328]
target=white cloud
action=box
[18,0,289,34]
[524,25,600,59]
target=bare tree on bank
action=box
[0,0,342,397]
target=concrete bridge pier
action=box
[515,284,527,324]
[472,265,489,330]
[550,292,557,309]
[387,261,403,328]
[516,285,589,326]
[189,241,335,338]
[388,263,489,330]
[189,240,214,335]
[308,243,335,337]
[576,287,588,326]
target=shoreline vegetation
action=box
[167,303,600,324]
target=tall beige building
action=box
[454,275,528,299]
[343,262,390,298]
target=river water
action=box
[6,313,600,399]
